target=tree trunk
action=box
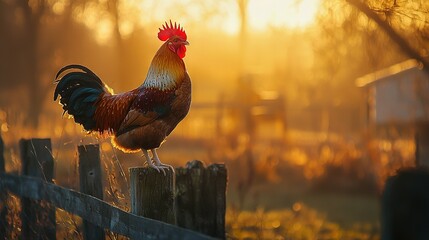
[21,0,43,128]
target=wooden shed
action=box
[356,59,429,165]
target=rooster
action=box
[54,21,191,173]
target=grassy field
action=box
[226,176,380,239]
[235,182,380,226]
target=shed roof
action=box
[356,59,422,87]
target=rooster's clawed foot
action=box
[142,149,174,176]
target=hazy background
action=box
[1,0,429,238]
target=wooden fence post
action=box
[0,133,7,237]
[381,167,429,240]
[20,138,56,240]
[78,144,105,240]
[176,160,227,239]
[130,167,176,225]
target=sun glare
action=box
[248,0,320,30]
[137,0,320,35]
[77,0,321,44]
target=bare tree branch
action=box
[346,0,429,73]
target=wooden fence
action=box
[0,137,227,239]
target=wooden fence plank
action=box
[0,173,215,239]
[176,161,227,239]
[78,144,105,240]
[19,138,56,240]
[130,167,176,225]
[176,161,205,231]
[0,133,7,237]
[205,164,227,238]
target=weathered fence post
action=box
[130,167,176,225]
[20,138,56,240]
[78,144,105,240]
[0,133,7,237]
[176,160,227,239]
[381,167,429,240]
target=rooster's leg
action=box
[151,149,174,172]
[142,149,167,175]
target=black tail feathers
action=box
[54,64,106,131]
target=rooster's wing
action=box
[115,87,176,136]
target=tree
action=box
[346,0,429,73]
[0,0,143,129]
[0,0,82,128]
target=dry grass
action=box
[226,204,379,240]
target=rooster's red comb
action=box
[158,20,187,41]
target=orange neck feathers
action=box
[142,43,186,90]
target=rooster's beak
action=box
[183,40,189,46]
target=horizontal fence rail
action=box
[0,173,215,240]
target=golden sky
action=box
[139,0,321,34]
[69,0,321,44]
